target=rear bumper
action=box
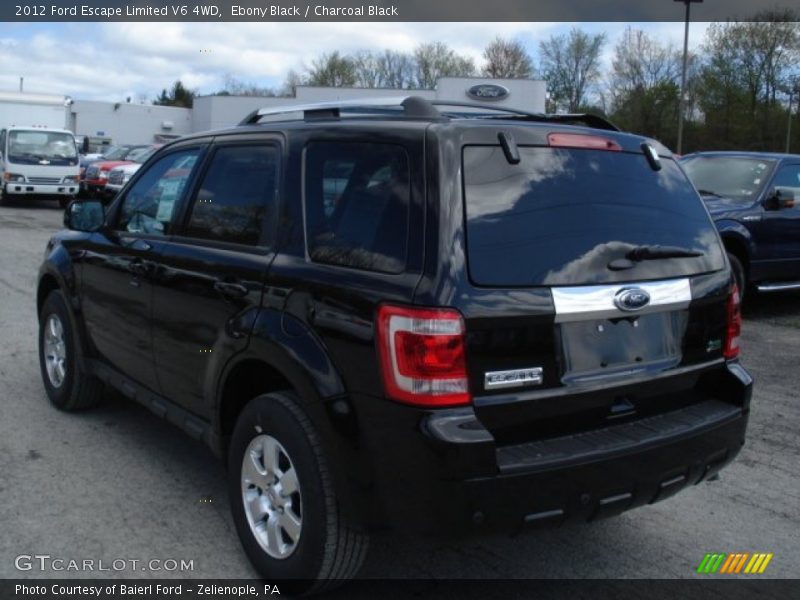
[349,361,752,535]
[4,183,77,196]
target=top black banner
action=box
[4,0,800,22]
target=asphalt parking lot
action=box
[0,199,798,586]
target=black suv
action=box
[37,97,752,591]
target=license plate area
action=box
[558,311,688,384]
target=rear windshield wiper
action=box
[697,189,721,197]
[626,245,704,261]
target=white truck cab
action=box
[0,126,80,207]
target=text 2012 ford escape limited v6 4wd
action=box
[37,97,752,593]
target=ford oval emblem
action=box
[467,83,510,102]
[614,288,651,311]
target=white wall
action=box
[70,101,192,145]
[192,95,276,133]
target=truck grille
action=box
[27,177,61,185]
[107,170,124,185]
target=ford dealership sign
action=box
[467,83,510,102]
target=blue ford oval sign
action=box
[467,83,510,102]
[614,288,651,311]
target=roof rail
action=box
[237,95,620,131]
[238,96,442,125]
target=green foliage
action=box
[607,17,800,153]
[154,80,195,108]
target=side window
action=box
[184,145,279,247]
[304,142,410,273]
[117,149,201,235]
[772,164,800,199]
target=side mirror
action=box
[764,187,796,210]
[64,199,105,232]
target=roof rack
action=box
[238,95,619,131]
[238,96,441,125]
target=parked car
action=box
[38,97,751,593]
[82,144,154,200]
[681,151,800,297]
[104,145,162,198]
[78,145,125,192]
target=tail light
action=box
[376,305,470,407]
[723,284,742,360]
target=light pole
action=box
[786,88,794,153]
[675,0,703,155]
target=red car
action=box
[82,145,157,200]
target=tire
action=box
[728,252,747,302]
[38,290,104,411]
[228,392,368,594]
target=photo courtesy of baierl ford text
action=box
[0,1,798,599]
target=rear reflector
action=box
[548,132,622,152]
[724,284,742,360]
[376,304,470,407]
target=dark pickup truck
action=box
[681,152,800,297]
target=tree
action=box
[280,69,306,96]
[539,28,606,112]
[154,80,195,108]
[698,12,800,150]
[352,50,382,88]
[306,51,357,87]
[218,74,280,97]
[413,42,476,89]
[376,50,415,88]
[482,37,534,78]
[606,27,683,145]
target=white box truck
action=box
[0,126,80,207]
[0,92,79,207]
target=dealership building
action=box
[2,77,546,148]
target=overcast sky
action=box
[0,22,711,102]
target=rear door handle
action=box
[214,281,249,299]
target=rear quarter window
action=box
[304,141,410,274]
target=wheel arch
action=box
[211,309,348,455]
[37,273,62,318]
[716,221,753,274]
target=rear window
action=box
[463,146,725,286]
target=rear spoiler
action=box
[536,114,620,132]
